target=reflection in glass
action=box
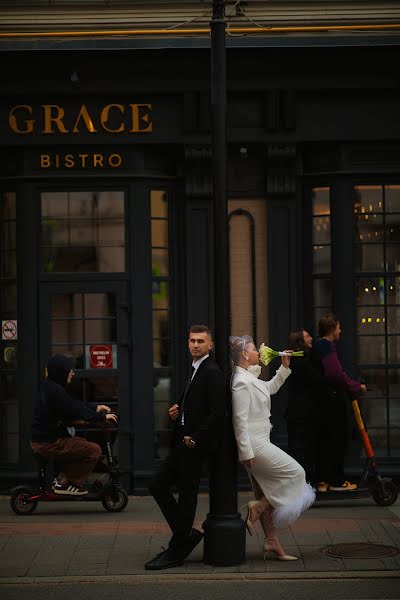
[1,221,16,250]
[153,339,170,368]
[362,398,387,427]
[389,369,400,397]
[355,244,384,272]
[85,319,116,343]
[388,336,400,364]
[355,277,385,306]
[52,294,83,318]
[52,344,83,361]
[312,187,330,216]
[385,185,400,213]
[387,306,400,334]
[0,374,18,464]
[387,277,400,303]
[356,307,385,333]
[313,245,331,274]
[313,278,332,306]
[153,310,169,339]
[41,191,125,273]
[354,186,383,214]
[359,369,387,397]
[389,399,400,426]
[365,428,388,457]
[151,191,168,218]
[313,216,331,244]
[358,336,386,364]
[84,294,116,318]
[52,319,83,344]
[152,281,169,309]
[151,220,168,248]
[355,214,383,242]
[1,284,17,315]
[386,244,400,271]
[385,213,400,241]
[0,192,16,219]
[0,251,17,277]
[152,248,169,276]
[389,428,400,456]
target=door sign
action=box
[86,344,117,369]
[2,320,17,340]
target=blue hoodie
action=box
[31,354,105,442]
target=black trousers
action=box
[315,391,348,486]
[287,419,318,485]
[148,442,203,554]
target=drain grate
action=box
[320,543,399,559]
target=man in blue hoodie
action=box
[31,354,118,496]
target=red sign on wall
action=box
[89,344,113,369]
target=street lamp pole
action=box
[202,0,246,566]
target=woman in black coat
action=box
[286,329,328,486]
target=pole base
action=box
[202,512,246,566]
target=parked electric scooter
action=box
[10,418,128,515]
[315,398,398,506]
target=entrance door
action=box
[39,280,132,488]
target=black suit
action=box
[148,355,226,555]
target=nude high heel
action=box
[263,537,299,561]
[241,500,260,536]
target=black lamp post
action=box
[202,0,246,566]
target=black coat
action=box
[286,355,328,422]
[172,356,226,454]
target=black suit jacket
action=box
[172,356,226,454]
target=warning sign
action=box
[89,344,113,369]
[2,320,17,341]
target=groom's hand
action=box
[168,404,179,420]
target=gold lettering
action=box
[129,104,152,133]
[109,153,122,168]
[55,154,60,168]
[43,105,68,134]
[65,154,74,168]
[40,154,51,168]
[93,154,104,167]
[9,105,35,134]
[100,104,125,133]
[72,105,97,133]
[79,154,88,167]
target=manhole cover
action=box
[320,543,399,559]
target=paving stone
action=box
[0,535,44,577]
[300,545,344,571]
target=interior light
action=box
[365,287,369,292]
[362,318,366,324]
[368,318,372,323]
[372,286,377,291]
[376,318,381,323]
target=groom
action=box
[145,324,226,570]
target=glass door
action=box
[39,281,132,487]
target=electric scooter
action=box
[9,419,129,515]
[315,398,398,506]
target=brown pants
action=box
[31,437,102,485]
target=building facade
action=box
[0,1,399,491]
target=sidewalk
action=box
[0,492,399,582]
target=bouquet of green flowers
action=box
[259,343,304,366]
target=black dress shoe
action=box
[144,550,184,571]
[183,528,204,558]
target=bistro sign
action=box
[8,103,153,135]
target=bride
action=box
[230,335,315,560]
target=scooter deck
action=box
[315,487,370,501]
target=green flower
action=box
[259,343,304,366]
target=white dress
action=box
[232,365,315,528]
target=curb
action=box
[1,571,400,585]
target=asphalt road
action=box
[1,577,400,600]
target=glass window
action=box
[151,191,172,458]
[41,191,125,273]
[311,188,332,330]
[354,184,400,457]
[0,191,18,464]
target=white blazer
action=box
[231,364,291,462]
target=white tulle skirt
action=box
[246,422,315,529]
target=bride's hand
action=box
[281,350,292,368]
[241,458,254,469]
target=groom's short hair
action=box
[189,324,213,339]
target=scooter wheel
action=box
[372,480,399,506]
[10,488,38,515]
[101,487,128,512]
